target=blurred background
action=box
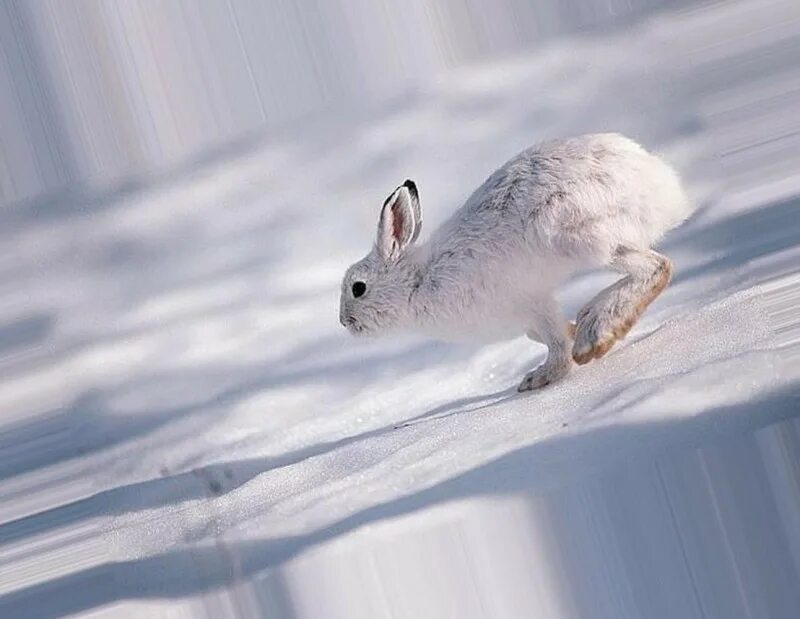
[0,0,674,208]
[1,1,800,618]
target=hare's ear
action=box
[377,180,422,261]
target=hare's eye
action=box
[352,281,367,298]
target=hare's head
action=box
[339,180,423,335]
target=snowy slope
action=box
[1,1,800,617]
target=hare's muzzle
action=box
[340,314,365,335]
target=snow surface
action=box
[1,1,800,617]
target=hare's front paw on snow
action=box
[572,304,633,365]
[517,361,571,392]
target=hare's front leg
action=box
[518,298,575,392]
[573,247,673,364]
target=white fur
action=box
[340,133,693,391]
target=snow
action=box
[1,1,800,617]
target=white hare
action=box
[339,133,693,392]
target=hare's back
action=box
[456,133,689,259]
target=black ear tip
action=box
[402,179,418,199]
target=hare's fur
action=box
[340,133,692,392]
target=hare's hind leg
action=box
[518,297,575,392]
[572,247,673,365]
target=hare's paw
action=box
[572,303,634,365]
[518,359,571,392]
